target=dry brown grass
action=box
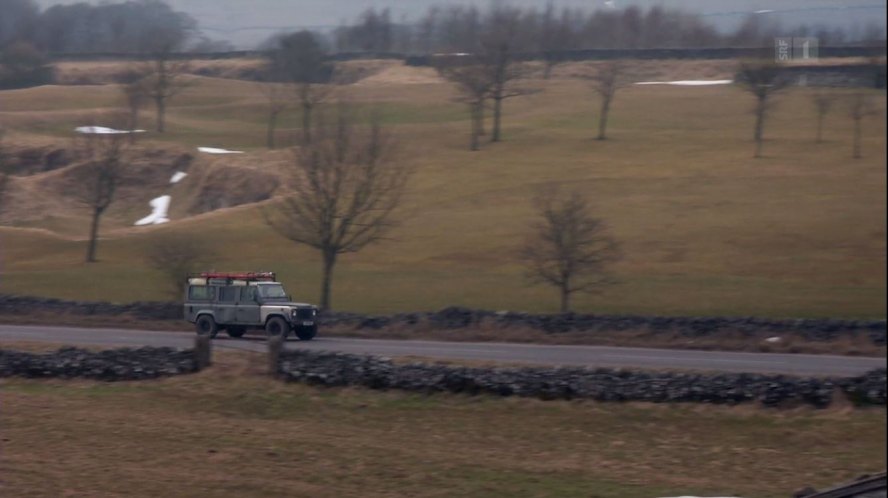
[1,61,884,319]
[0,350,884,498]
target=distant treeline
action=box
[2,0,886,57]
[45,46,888,63]
[328,4,887,56]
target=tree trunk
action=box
[85,208,102,263]
[302,103,313,144]
[852,117,862,159]
[559,285,570,313]
[815,112,824,143]
[320,250,336,310]
[470,103,481,151]
[128,107,139,144]
[491,96,503,142]
[267,110,279,149]
[597,95,611,140]
[753,99,766,158]
[543,60,554,80]
[155,96,166,133]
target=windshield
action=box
[258,284,287,299]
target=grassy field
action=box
[0,349,885,497]
[0,61,885,318]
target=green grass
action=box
[0,68,885,317]
[1,352,884,497]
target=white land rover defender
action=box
[184,271,318,340]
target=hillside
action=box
[0,60,885,317]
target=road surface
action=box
[1,324,884,376]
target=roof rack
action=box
[187,271,277,283]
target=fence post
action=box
[194,335,211,370]
[268,336,283,377]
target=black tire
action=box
[265,316,290,339]
[227,326,246,339]
[294,325,317,341]
[195,315,219,338]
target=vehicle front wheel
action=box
[294,325,317,341]
[265,316,290,340]
[226,326,246,339]
[195,315,219,338]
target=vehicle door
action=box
[236,285,261,325]
[215,286,238,324]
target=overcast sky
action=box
[34,0,888,48]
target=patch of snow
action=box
[754,9,775,14]
[197,146,244,154]
[634,80,733,86]
[765,336,782,343]
[134,195,171,226]
[170,171,188,184]
[658,496,744,498]
[75,126,145,135]
[604,0,617,9]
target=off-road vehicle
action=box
[184,271,318,340]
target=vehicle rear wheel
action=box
[294,325,317,341]
[227,326,246,339]
[195,315,219,338]
[265,316,290,339]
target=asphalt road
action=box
[1,324,885,376]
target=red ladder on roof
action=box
[196,271,277,281]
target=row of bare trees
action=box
[736,60,881,158]
[330,4,886,56]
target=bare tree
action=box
[583,61,627,141]
[479,5,536,143]
[270,31,334,144]
[76,131,130,263]
[116,67,150,139]
[521,190,620,313]
[848,92,879,159]
[257,70,291,149]
[436,61,494,151]
[138,20,194,133]
[264,109,412,310]
[736,60,788,158]
[538,2,576,79]
[145,233,216,299]
[811,91,834,143]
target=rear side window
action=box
[219,287,237,303]
[188,286,214,301]
[240,286,258,302]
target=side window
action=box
[240,286,257,303]
[188,285,213,301]
[219,287,237,303]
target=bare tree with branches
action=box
[145,233,216,299]
[736,60,788,158]
[521,190,620,313]
[116,67,151,139]
[848,92,879,159]
[138,20,194,133]
[436,61,494,151]
[538,2,576,79]
[270,31,334,144]
[264,109,412,310]
[584,61,628,141]
[478,5,536,143]
[76,131,130,263]
[811,91,834,143]
[257,69,291,149]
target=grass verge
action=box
[0,349,885,498]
